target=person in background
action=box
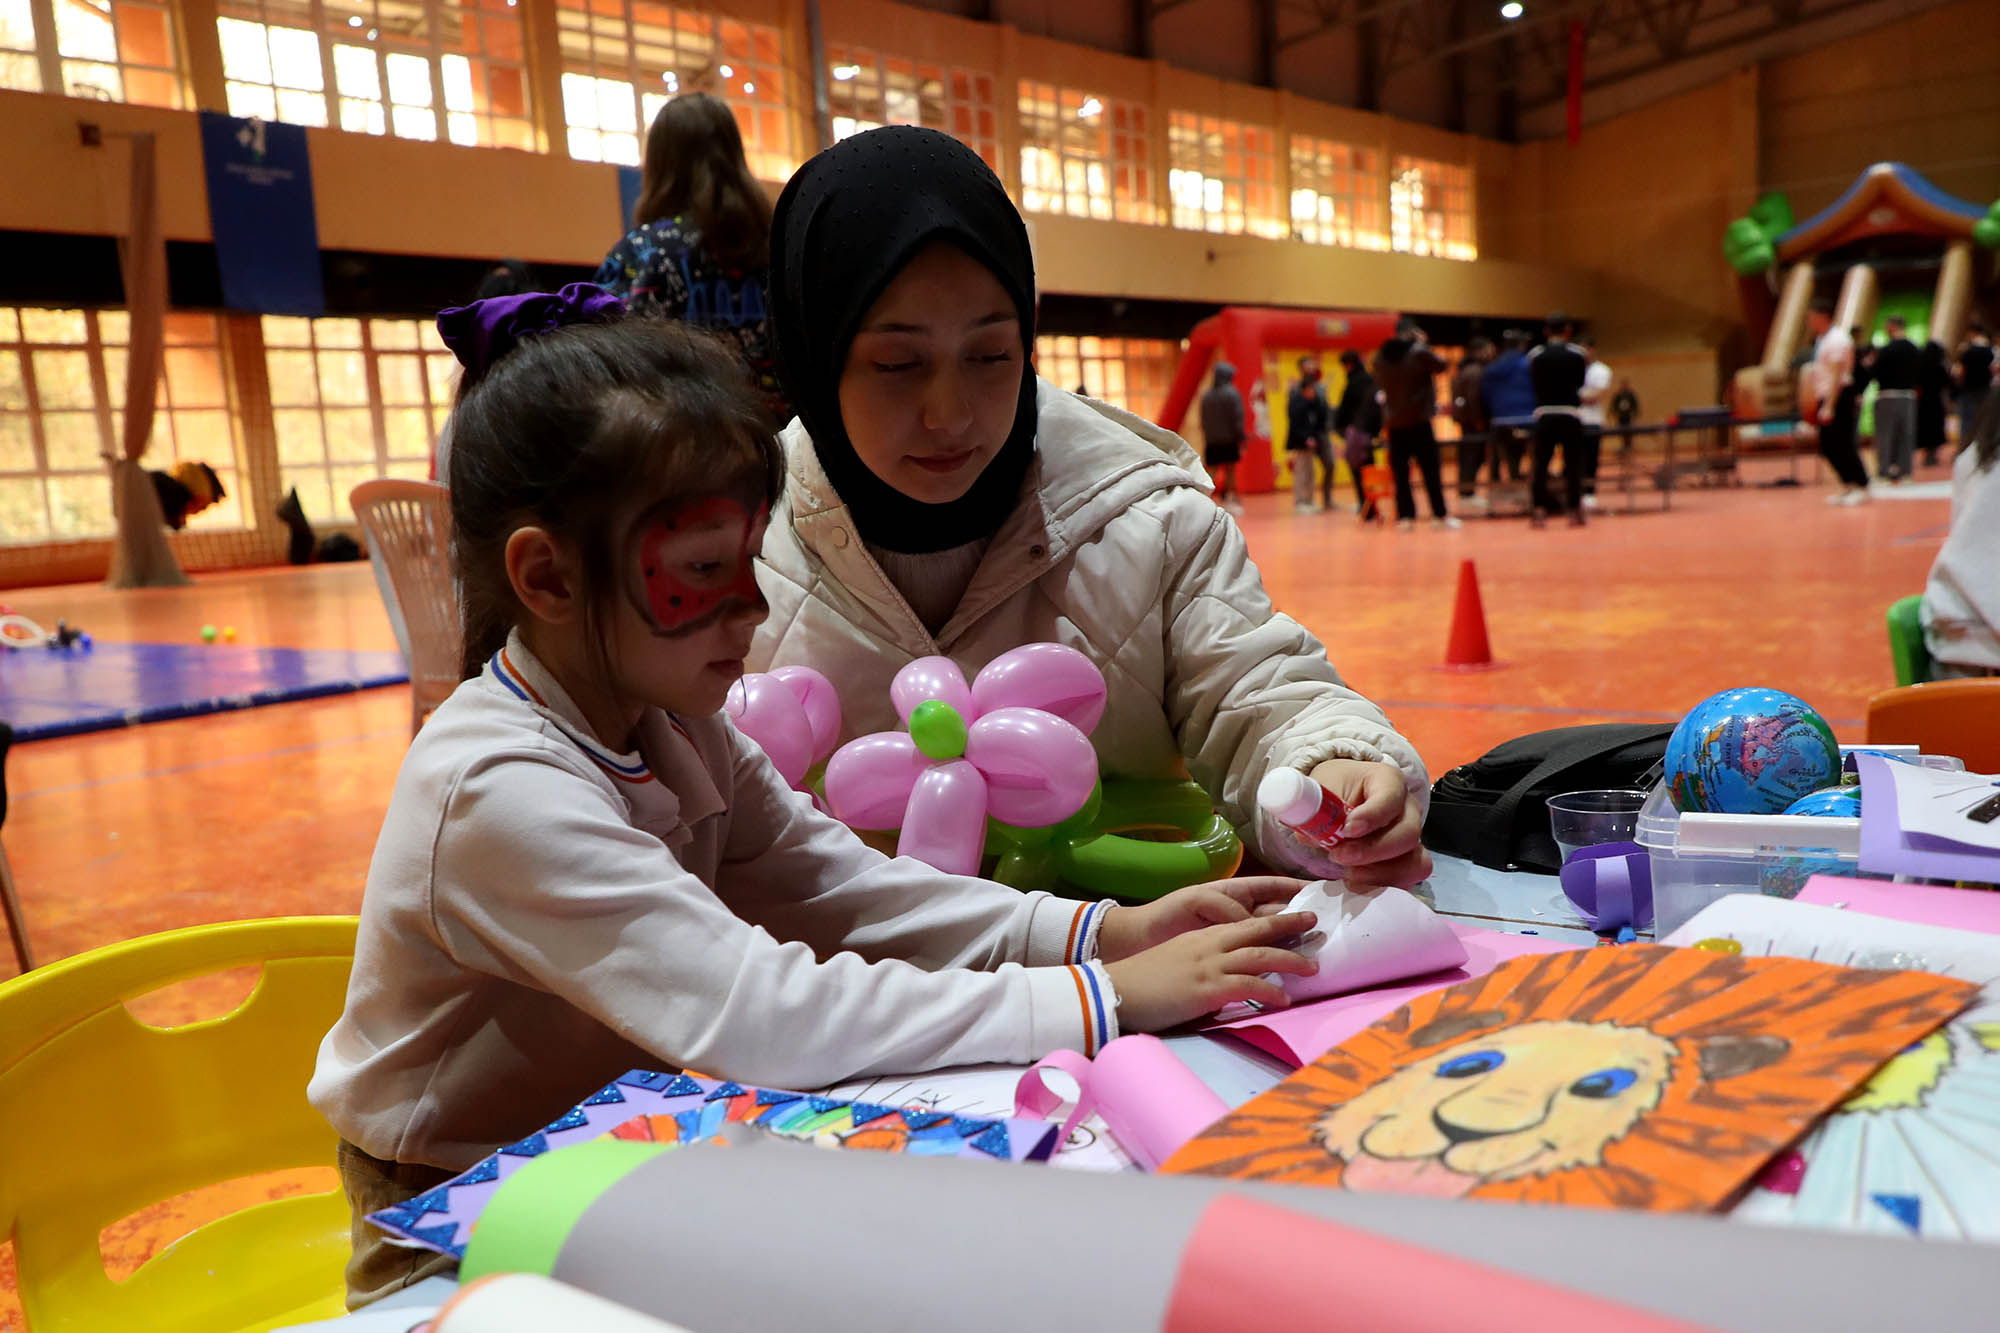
[1921,391,2000,677]
[1479,328,1535,484]
[1956,320,1993,453]
[1527,312,1589,527]
[1871,315,1921,482]
[1373,322,1457,531]
[150,460,225,531]
[1333,348,1381,518]
[1801,299,1868,505]
[1578,333,1613,509]
[1286,355,1334,513]
[1918,336,1951,468]
[1451,336,1493,510]
[594,93,785,426]
[1611,381,1639,430]
[1199,361,1247,515]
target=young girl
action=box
[753,126,1430,889]
[308,286,1317,1306]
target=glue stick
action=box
[1257,768,1348,847]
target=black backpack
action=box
[1422,723,1673,873]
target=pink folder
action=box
[1795,874,2000,935]
[1210,921,1580,1067]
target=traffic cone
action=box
[1440,559,1499,670]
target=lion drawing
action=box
[1313,1020,1675,1199]
[1160,944,1973,1211]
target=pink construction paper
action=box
[1796,874,2000,935]
[1016,1035,1229,1170]
[1164,1195,1717,1333]
[1211,923,1581,1067]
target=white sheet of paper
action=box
[1885,764,2000,852]
[1665,895,2000,1242]
[818,1064,1137,1172]
[1276,881,1470,1003]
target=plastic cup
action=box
[1546,789,1649,866]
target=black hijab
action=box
[770,127,1038,554]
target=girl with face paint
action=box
[312,290,1320,1311]
[755,127,1433,915]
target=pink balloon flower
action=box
[823,644,1107,875]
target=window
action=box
[1166,113,1282,238]
[1,308,243,545]
[216,0,531,148]
[1289,135,1385,250]
[0,0,183,104]
[262,315,455,522]
[827,44,999,174]
[555,0,790,177]
[1390,155,1475,261]
[1034,336,1180,420]
[1018,81,1155,224]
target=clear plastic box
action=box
[1635,746,1964,937]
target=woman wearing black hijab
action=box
[749,127,1430,891]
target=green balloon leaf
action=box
[909,699,968,760]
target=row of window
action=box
[0,308,1183,545]
[0,0,1475,255]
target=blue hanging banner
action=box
[616,165,643,233]
[198,111,325,316]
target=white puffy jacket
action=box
[750,378,1429,870]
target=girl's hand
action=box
[1106,913,1319,1031]
[1095,876,1306,963]
[1305,759,1432,889]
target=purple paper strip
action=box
[1856,753,2000,882]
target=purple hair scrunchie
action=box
[436,282,626,381]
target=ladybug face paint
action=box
[634,495,768,636]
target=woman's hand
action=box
[1095,876,1307,963]
[1303,759,1432,889]
[1106,913,1319,1031]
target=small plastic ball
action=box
[221,626,238,643]
[200,624,218,643]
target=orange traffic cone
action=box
[1440,558,1500,670]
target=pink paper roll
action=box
[1016,1035,1230,1170]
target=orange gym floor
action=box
[0,458,1956,1325]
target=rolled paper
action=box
[1089,1036,1231,1170]
[1557,841,1654,931]
[1278,882,1469,1003]
[1013,1037,1231,1171]
[435,1273,693,1333]
[496,1132,1993,1333]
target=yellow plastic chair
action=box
[0,916,359,1332]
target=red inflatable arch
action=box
[1157,306,1402,493]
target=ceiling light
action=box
[1078,96,1102,118]
[832,64,860,80]
[743,81,754,93]
[347,15,362,26]
[718,63,733,78]
[1500,2,1523,17]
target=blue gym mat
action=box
[0,641,411,741]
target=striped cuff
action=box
[1065,900,1116,964]
[1059,961,1119,1057]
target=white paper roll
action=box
[1277,881,1469,1002]
[435,1273,694,1333]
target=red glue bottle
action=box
[1257,768,1349,847]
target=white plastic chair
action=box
[350,480,461,734]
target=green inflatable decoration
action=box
[1975,201,2000,251]
[1721,190,1795,277]
[988,779,1243,901]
